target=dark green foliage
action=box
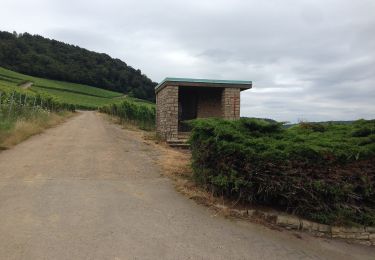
[100,100,155,130]
[0,31,157,101]
[299,122,327,132]
[189,118,375,226]
[351,121,375,137]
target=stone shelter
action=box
[155,78,252,142]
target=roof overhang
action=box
[155,77,252,93]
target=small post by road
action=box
[8,91,15,117]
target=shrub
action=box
[299,122,327,132]
[189,118,375,226]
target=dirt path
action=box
[18,81,33,89]
[0,111,373,260]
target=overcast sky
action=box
[1,0,374,122]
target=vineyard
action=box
[189,118,375,226]
[0,89,74,148]
[0,67,126,109]
[99,99,155,130]
[0,86,75,112]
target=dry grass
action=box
[0,111,75,149]
[139,136,237,218]
[100,113,143,132]
[158,146,247,218]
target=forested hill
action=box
[0,31,157,101]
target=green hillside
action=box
[0,31,157,101]
[0,67,150,109]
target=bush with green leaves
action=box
[99,99,155,130]
[189,118,375,226]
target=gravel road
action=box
[0,111,373,260]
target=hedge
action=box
[189,118,375,226]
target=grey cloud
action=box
[0,0,374,122]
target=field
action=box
[0,67,138,109]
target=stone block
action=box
[355,233,369,240]
[317,224,330,233]
[276,215,300,229]
[343,226,365,233]
[301,220,313,231]
[344,233,356,239]
[331,226,342,234]
[247,209,255,216]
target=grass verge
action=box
[0,110,75,149]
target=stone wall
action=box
[197,88,223,118]
[221,88,240,119]
[219,206,375,246]
[156,85,178,140]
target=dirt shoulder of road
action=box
[0,111,76,150]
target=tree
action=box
[0,30,157,101]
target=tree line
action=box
[0,31,157,101]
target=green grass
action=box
[30,85,122,109]
[0,67,151,109]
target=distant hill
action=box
[283,120,358,128]
[241,117,278,123]
[1,66,125,109]
[0,31,157,101]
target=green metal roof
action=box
[155,77,252,90]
